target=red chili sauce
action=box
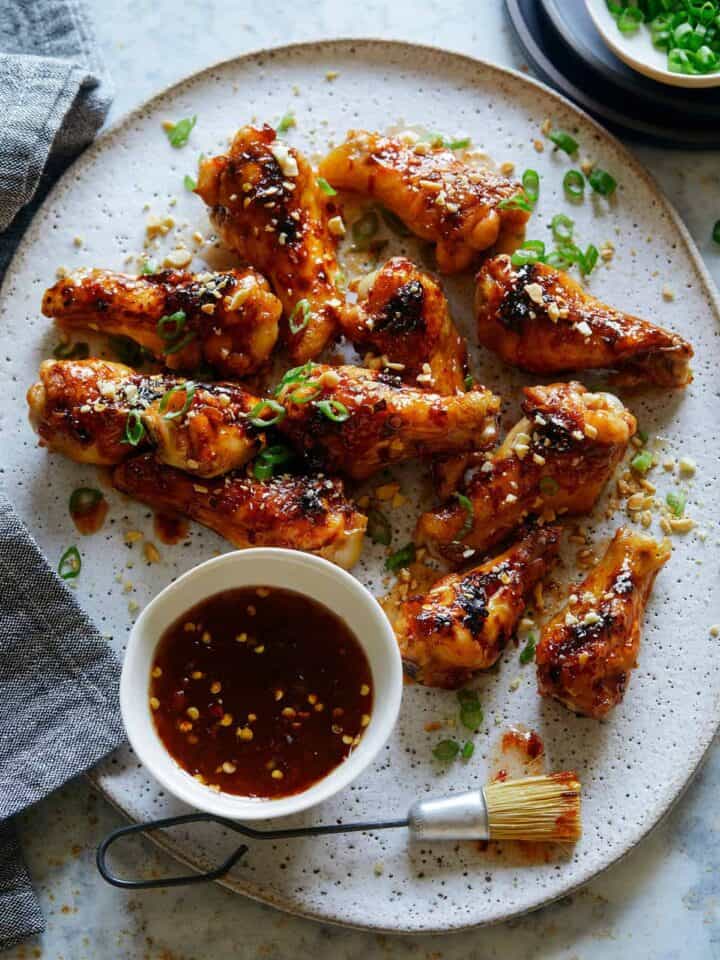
[149,586,374,798]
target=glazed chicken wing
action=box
[475,255,693,387]
[273,363,500,480]
[348,256,468,395]
[42,268,281,379]
[319,131,530,273]
[27,359,264,478]
[196,125,347,362]
[112,454,366,569]
[416,381,636,565]
[536,527,670,717]
[396,524,562,689]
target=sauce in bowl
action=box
[149,586,374,798]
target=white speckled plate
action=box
[2,40,720,933]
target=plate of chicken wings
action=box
[2,39,720,932]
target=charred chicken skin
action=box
[112,454,367,569]
[475,255,693,387]
[319,131,530,273]
[272,362,500,480]
[27,359,264,478]
[416,381,636,565]
[196,125,347,362]
[536,527,670,718]
[349,257,468,395]
[42,268,281,379]
[396,524,562,689]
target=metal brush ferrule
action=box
[407,789,489,841]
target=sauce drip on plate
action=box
[149,586,373,798]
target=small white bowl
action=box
[121,548,403,820]
[585,0,720,88]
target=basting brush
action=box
[97,772,581,889]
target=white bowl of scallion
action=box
[586,0,720,88]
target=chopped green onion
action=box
[316,398,350,422]
[53,341,89,360]
[588,168,617,196]
[122,410,145,446]
[183,173,197,191]
[461,741,475,761]
[521,168,540,205]
[159,381,196,421]
[713,220,720,244]
[288,299,311,335]
[69,488,103,516]
[631,450,654,474]
[367,508,392,546]
[165,115,197,148]
[539,475,559,496]
[454,492,474,539]
[446,137,471,150]
[164,332,197,355]
[563,169,585,200]
[497,192,533,213]
[464,374,475,391]
[352,210,380,249]
[511,240,546,267]
[248,399,286,428]
[381,208,412,236]
[545,248,575,269]
[289,380,323,404]
[386,542,416,572]
[317,177,337,196]
[549,129,579,155]
[551,213,574,244]
[637,428,649,444]
[253,444,293,481]
[274,361,317,395]
[580,244,599,275]
[666,490,687,516]
[157,311,187,342]
[519,634,537,665]
[276,111,296,133]
[433,739,460,762]
[140,259,155,275]
[58,545,81,580]
[618,6,644,32]
[457,688,483,731]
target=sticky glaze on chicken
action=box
[319,131,529,273]
[42,268,281,379]
[196,125,347,362]
[27,359,264,478]
[113,454,366,569]
[273,363,500,480]
[475,255,693,387]
[536,527,670,717]
[396,525,561,689]
[348,257,468,394]
[416,381,636,565]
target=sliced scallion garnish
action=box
[521,168,540,206]
[58,545,81,580]
[666,490,687,516]
[159,381,196,421]
[631,450,653,474]
[183,173,197,191]
[252,444,293,481]
[276,111,296,134]
[385,542,416,572]
[157,311,187,342]
[165,115,197,148]
[457,689,483,731]
[433,739,460,762]
[248,399,286,428]
[122,410,145,446]
[519,634,537,665]
[497,192,533,213]
[588,168,617,196]
[316,398,350,422]
[549,129,579,155]
[454,492,474,539]
[317,177,337,196]
[563,169,585,200]
[367,508,392,546]
[551,213,574,244]
[288,299,311,335]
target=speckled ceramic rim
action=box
[8,37,720,933]
[121,548,403,820]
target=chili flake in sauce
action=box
[149,586,373,798]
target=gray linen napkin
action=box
[0,1,121,950]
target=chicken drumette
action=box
[196,125,348,362]
[536,527,670,718]
[319,131,530,273]
[272,362,500,480]
[475,255,693,387]
[113,454,366,569]
[416,381,636,565]
[347,256,468,395]
[27,359,265,478]
[396,524,562,689]
[42,268,281,379]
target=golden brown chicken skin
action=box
[112,454,367,569]
[536,527,670,717]
[319,131,530,273]
[348,257,468,395]
[27,359,265,478]
[396,524,561,689]
[272,363,500,480]
[416,381,636,565]
[196,125,347,362]
[475,255,693,387]
[42,268,281,379]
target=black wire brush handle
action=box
[96,811,408,890]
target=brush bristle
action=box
[483,772,581,842]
